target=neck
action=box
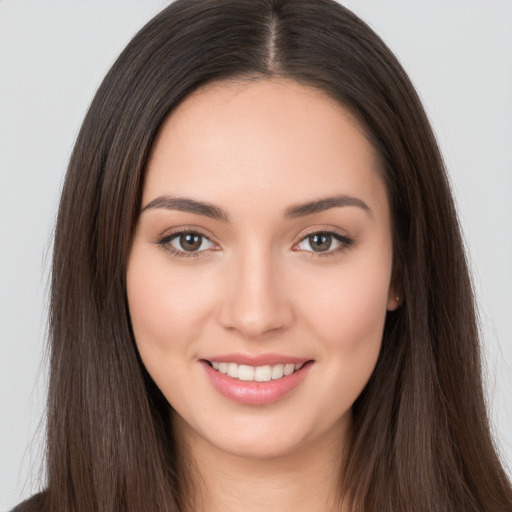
[174,414,351,512]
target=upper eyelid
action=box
[156,225,352,249]
[156,226,217,244]
[295,225,351,241]
[293,227,354,253]
[156,229,218,258]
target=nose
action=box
[217,248,294,339]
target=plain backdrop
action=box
[1,0,511,509]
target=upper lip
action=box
[202,353,311,366]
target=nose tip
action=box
[223,301,287,339]
[217,256,294,339]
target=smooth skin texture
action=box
[127,79,399,512]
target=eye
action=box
[171,232,212,252]
[158,230,217,256]
[294,231,353,254]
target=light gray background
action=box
[1,1,511,509]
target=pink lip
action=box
[200,358,313,406]
[203,353,310,366]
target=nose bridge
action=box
[218,243,293,338]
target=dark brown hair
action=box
[18,1,512,511]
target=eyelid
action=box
[154,224,353,259]
[292,226,354,255]
[155,226,220,258]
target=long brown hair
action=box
[19,1,512,511]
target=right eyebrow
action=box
[284,194,371,219]
[141,195,230,222]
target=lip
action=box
[203,353,310,366]
[200,356,313,405]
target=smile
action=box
[208,361,305,382]
[201,357,313,405]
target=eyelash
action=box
[156,228,217,259]
[156,228,354,259]
[293,229,354,258]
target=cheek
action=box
[299,255,391,336]
[126,247,216,372]
[293,252,392,398]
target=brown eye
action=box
[295,231,353,255]
[308,233,332,252]
[179,233,203,251]
[163,231,215,254]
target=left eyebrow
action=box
[284,194,371,219]
[141,196,230,221]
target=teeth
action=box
[283,363,295,376]
[227,362,238,378]
[211,361,306,382]
[238,365,254,381]
[255,365,272,382]
[271,364,284,380]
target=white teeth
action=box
[271,364,284,380]
[238,365,255,381]
[254,365,272,382]
[227,362,238,378]
[284,363,295,376]
[210,361,306,381]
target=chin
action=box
[172,405,351,463]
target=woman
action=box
[13,0,512,511]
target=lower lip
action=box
[201,361,313,405]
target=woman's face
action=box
[127,79,398,459]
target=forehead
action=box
[143,78,388,218]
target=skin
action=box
[127,78,399,512]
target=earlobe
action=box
[387,258,403,311]
[387,282,403,311]
[388,295,402,311]
[387,293,401,311]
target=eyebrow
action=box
[141,193,371,221]
[142,196,230,221]
[284,194,371,218]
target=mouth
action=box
[205,360,306,382]
[200,357,313,405]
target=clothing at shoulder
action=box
[11,492,46,512]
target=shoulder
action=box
[11,492,47,512]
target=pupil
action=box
[180,233,201,251]
[310,233,331,252]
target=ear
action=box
[387,265,403,311]
[387,285,402,311]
